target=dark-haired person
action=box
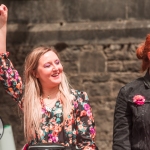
[113,34,150,150]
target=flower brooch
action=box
[133,95,145,105]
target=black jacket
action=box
[113,71,150,150]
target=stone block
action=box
[110,44,122,51]
[3,0,150,23]
[105,44,139,61]
[1,0,126,23]
[62,62,78,74]
[80,51,105,73]
[81,45,95,51]
[123,60,141,72]
[84,82,111,97]
[128,0,150,20]
[69,75,84,91]
[107,61,123,72]
[59,48,79,62]
[81,73,110,83]
[104,46,124,61]
[112,72,144,84]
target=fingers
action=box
[0,4,8,16]
[1,4,8,11]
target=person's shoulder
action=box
[119,77,144,96]
[71,89,88,101]
[123,77,143,90]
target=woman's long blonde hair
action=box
[23,46,72,142]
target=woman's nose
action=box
[52,65,58,70]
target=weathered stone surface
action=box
[123,61,141,72]
[84,82,111,97]
[107,61,123,72]
[68,75,83,91]
[110,44,122,51]
[112,81,125,97]
[112,72,144,84]
[128,0,150,20]
[59,48,79,62]
[124,44,139,60]
[104,45,125,61]
[80,51,105,73]
[82,73,111,83]
[2,0,150,22]
[105,44,140,61]
[6,21,150,45]
[81,45,95,51]
[62,62,78,74]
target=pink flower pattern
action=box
[84,103,90,110]
[133,95,145,105]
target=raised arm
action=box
[0,4,7,53]
[0,4,23,109]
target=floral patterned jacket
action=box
[0,53,98,150]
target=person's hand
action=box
[0,4,8,29]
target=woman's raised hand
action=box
[0,4,8,53]
[0,4,8,29]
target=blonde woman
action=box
[0,4,98,150]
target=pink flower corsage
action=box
[133,95,145,105]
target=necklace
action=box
[40,91,60,112]
[43,90,60,100]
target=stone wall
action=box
[0,0,150,150]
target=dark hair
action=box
[136,34,150,72]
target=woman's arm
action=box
[0,53,23,103]
[75,91,98,150]
[0,4,7,53]
[0,4,23,109]
[113,87,132,150]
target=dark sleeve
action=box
[75,91,98,150]
[0,52,23,109]
[113,87,132,150]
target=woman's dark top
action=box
[113,70,150,150]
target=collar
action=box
[143,69,150,89]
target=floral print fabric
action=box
[0,53,98,150]
[0,52,23,108]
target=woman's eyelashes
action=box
[55,60,60,65]
[44,60,60,68]
[44,63,51,68]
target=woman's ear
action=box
[32,70,38,78]
[148,52,150,60]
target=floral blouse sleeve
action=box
[73,90,98,150]
[0,52,23,109]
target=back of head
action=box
[136,34,150,72]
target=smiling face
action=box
[35,51,63,89]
